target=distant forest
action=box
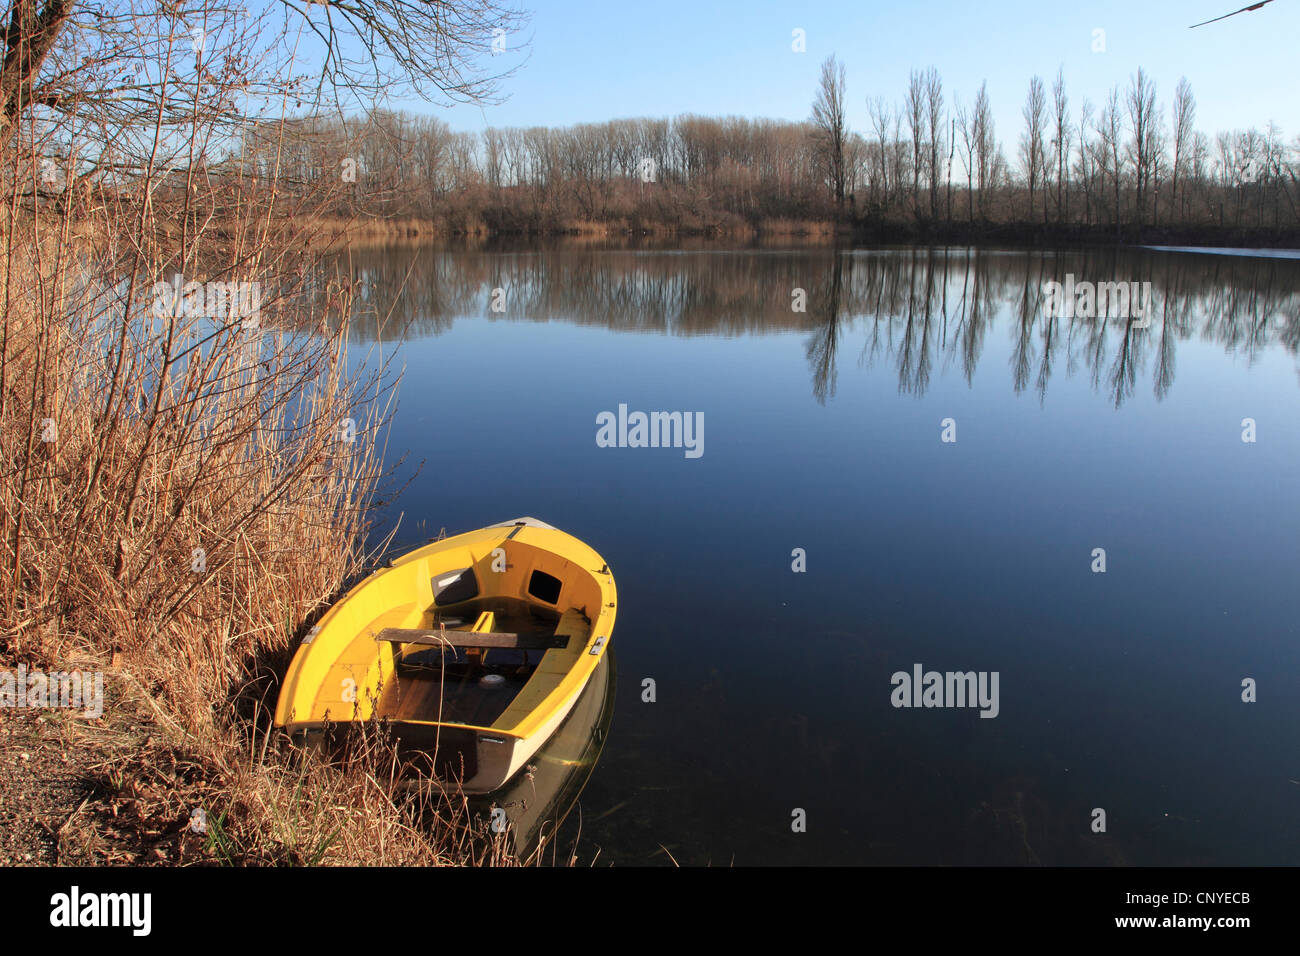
[247,59,1300,243]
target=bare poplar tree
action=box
[906,69,925,218]
[956,96,976,222]
[1020,75,1046,223]
[1190,130,1210,223]
[924,67,943,219]
[972,81,994,220]
[1171,77,1196,222]
[867,96,893,211]
[1099,87,1124,233]
[891,110,908,216]
[945,115,956,221]
[1126,68,1158,228]
[811,54,847,215]
[1051,67,1071,224]
[1076,98,1095,225]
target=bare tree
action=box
[1076,98,1095,225]
[1171,77,1196,222]
[972,81,994,220]
[481,127,504,189]
[891,109,908,215]
[1126,68,1158,229]
[0,0,72,148]
[867,96,892,211]
[1097,87,1124,233]
[1147,108,1167,227]
[0,0,528,150]
[811,54,847,216]
[906,68,925,218]
[1190,130,1210,223]
[956,96,975,222]
[1051,67,1071,224]
[1020,75,1046,223]
[923,67,943,219]
[945,115,956,221]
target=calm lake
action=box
[345,244,1299,865]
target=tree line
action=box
[241,59,1300,242]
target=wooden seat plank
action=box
[376,627,569,650]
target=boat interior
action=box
[379,596,576,729]
[277,520,615,792]
[283,525,608,739]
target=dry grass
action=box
[304,216,461,247]
[40,674,513,866]
[0,199,525,864]
[0,97,527,869]
[550,215,838,241]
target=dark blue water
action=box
[347,244,1300,865]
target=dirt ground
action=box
[0,672,217,865]
[0,711,94,864]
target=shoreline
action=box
[305,215,1300,251]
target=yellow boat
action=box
[273,517,617,793]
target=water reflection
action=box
[330,245,1300,408]
[473,648,616,863]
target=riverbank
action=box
[0,661,500,865]
[304,214,839,247]
[298,213,1300,250]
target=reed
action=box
[0,17,522,865]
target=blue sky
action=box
[404,0,1299,143]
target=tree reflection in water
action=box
[326,243,1300,409]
